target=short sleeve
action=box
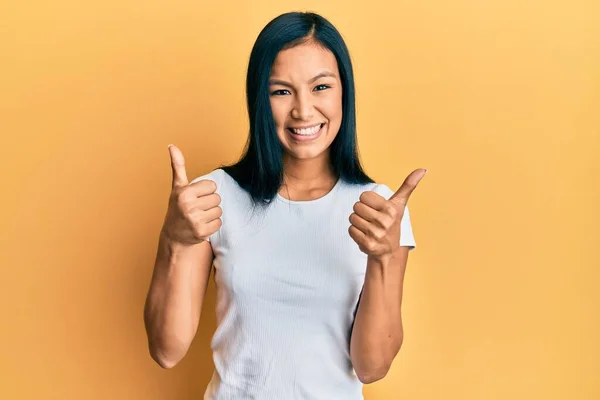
[371,183,417,251]
[189,168,223,244]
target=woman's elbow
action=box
[151,352,180,369]
[356,364,390,384]
[147,340,186,369]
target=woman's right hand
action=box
[160,144,223,246]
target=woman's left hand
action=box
[348,168,427,260]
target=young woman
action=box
[144,11,426,400]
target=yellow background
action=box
[1,0,598,399]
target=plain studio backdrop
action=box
[1,0,598,399]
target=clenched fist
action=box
[348,168,426,260]
[160,144,222,246]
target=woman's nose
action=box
[291,92,314,120]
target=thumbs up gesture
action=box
[160,145,223,246]
[348,169,427,259]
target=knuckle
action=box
[176,189,190,205]
[371,216,383,231]
[385,220,394,231]
[369,229,380,240]
[179,185,193,196]
[194,223,208,239]
[380,216,393,229]
[176,196,189,212]
[373,216,383,227]
[184,200,197,215]
[386,205,398,219]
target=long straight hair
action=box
[220,11,374,210]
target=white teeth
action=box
[291,124,321,135]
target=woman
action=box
[144,11,426,400]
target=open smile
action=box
[286,123,325,142]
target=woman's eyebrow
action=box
[269,71,337,87]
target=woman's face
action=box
[269,41,343,162]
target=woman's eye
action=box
[271,89,290,96]
[314,84,330,91]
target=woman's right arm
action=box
[143,232,214,368]
[143,144,222,368]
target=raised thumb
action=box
[168,144,189,189]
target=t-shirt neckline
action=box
[276,177,341,205]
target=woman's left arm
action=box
[347,168,426,384]
[350,247,409,384]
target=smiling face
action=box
[268,41,343,162]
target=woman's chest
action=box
[213,202,367,312]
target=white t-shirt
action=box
[190,168,416,400]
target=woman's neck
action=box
[281,154,336,189]
[279,154,338,200]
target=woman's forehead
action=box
[270,43,339,79]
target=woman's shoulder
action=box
[340,179,394,200]
[189,169,231,201]
[190,168,225,184]
[369,182,395,200]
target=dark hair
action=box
[220,11,374,210]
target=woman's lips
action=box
[286,123,325,142]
